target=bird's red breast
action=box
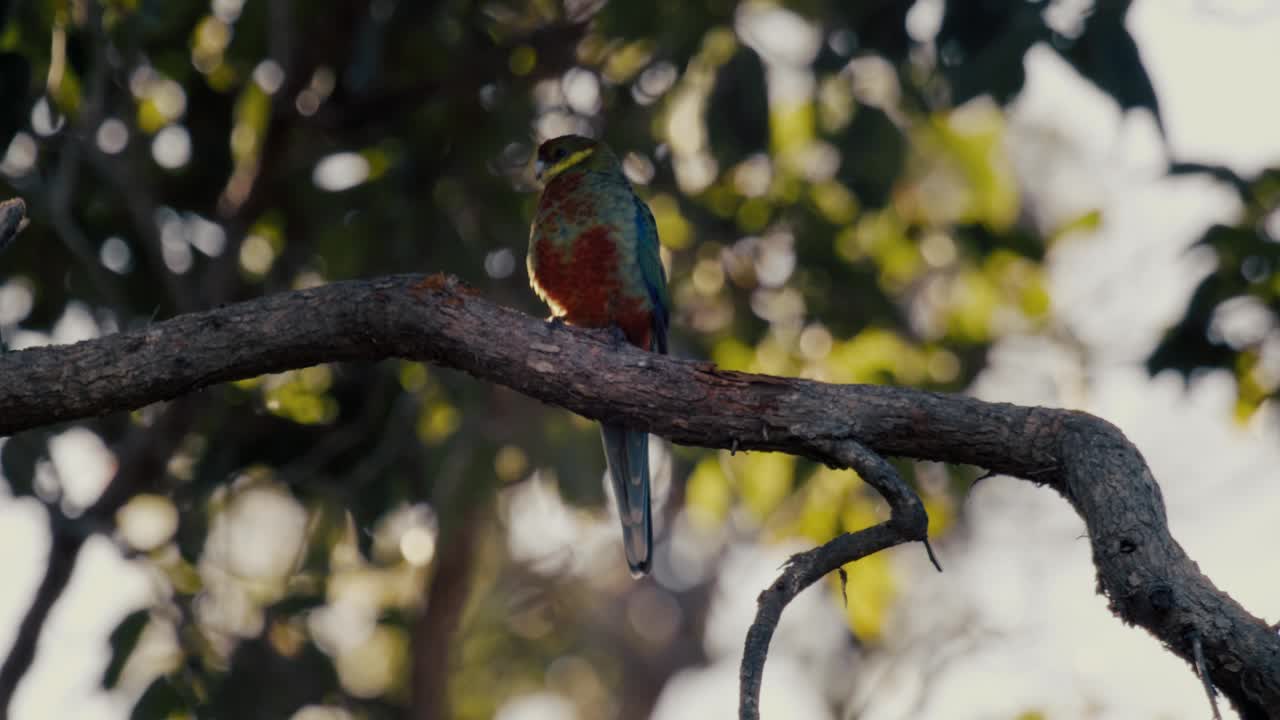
[530,222,656,350]
[529,146,664,352]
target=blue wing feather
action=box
[601,422,652,576]
[633,196,669,354]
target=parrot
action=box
[527,134,670,577]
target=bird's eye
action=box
[553,148,567,160]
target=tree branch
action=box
[410,505,480,720]
[739,440,931,720]
[0,273,1276,717]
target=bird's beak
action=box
[534,159,546,181]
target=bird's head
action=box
[534,135,613,183]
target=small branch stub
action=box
[1192,633,1224,720]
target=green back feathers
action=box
[532,135,670,351]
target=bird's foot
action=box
[544,315,566,336]
[606,324,629,350]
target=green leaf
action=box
[268,592,327,617]
[835,0,914,63]
[955,222,1045,262]
[707,47,769,167]
[130,676,189,720]
[937,1,1047,105]
[1147,270,1235,378]
[1168,162,1247,193]
[1057,6,1163,134]
[836,104,905,209]
[0,431,51,498]
[103,610,150,689]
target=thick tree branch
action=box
[0,273,1276,717]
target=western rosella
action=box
[527,135,670,577]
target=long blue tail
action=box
[600,422,652,577]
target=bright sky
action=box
[3,1,1280,719]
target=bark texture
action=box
[0,273,1276,718]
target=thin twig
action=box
[739,440,930,720]
[1192,633,1223,720]
[922,537,943,572]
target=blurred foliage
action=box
[0,0,1198,718]
[1150,163,1280,420]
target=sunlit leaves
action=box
[230,80,268,162]
[597,39,653,84]
[1234,349,1271,420]
[648,192,691,249]
[1048,208,1103,243]
[768,99,814,160]
[685,455,733,528]
[900,103,1019,232]
[239,214,283,277]
[938,252,1050,344]
[828,328,928,385]
[335,625,410,699]
[418,401,461,445]
[191,14,233,78]
[837,552,894,640]
[809,180,858,225]
[735,451,795,519]
[493,445,529,483]
[508,44,536,76]
[117,493,181,551]
[263,366,338,425]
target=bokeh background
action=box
[1,0,1278,718]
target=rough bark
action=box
[0,273,1276,718]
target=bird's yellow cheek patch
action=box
[540,148,595,182]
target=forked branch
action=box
[739,439,934,720]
